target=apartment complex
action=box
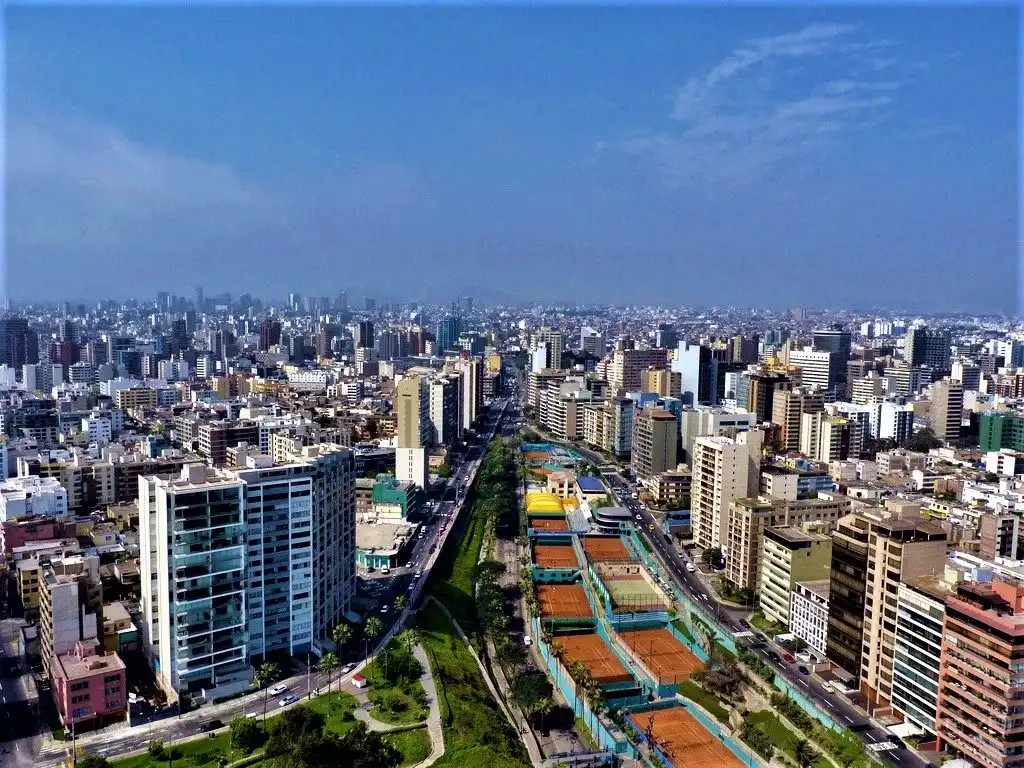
[936,577,1024,768]
[582,397,634,458]
[772,388,825,453]
[790,580,830,657]
[690,430,763,552]
[892,578,948,735]
[759,526,832,626]
[631,409,678,485]
[930,378,965,444]
[608,348,669,393]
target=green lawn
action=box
[676,680,730,723]
[427,488,489,638]
[575,717,599,751]
[385,726,433,767]
[415,602,530,768]
[115,732,244,768]
[363,648,429,726]
[749,611,786,638]
[670,618,695,642]
[746,711,833,768]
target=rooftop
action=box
[52,644,126,683]
[796,579,831,600]
[576,476,605,493]
[355,521,416,554]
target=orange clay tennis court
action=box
[523,451,552,462]
[582,536,632,563]
[534,544,578,569]
[537,584,593,619]
[530,517,569,531]
[629,706,743,768]
[558,632,633,685]
[619,627,702,685]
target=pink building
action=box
[1,516,73,555]
[50,642,127,730]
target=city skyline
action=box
[5,5,1019,312]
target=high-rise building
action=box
[930,378,964,443]
[630,408,679,485]
[671,343,715,405]
[690,430,763,551]
[936,577,1024,767]
[680,407,758,465]
[396,376,431,449]
[850,372,888,405]
[535,328,566,371]
[812,326,852,396]
[436,316,461,353]
[799,412,853,463]
[259,319,282,351]
[979,411,1024,453]
[728,334,760,364]
[746,370,792,422]
[787,348,834,393]
[905,326,951,373]
[580,327,605,358]
[355,321,375,349]
[609,348,669,393]
[641,367,681,398]
[891,579,948,736]
[655,325,679,350]
[758,526,832,626]
[772,388,825,452]
[0,317,39,369]
[428,376,460,445]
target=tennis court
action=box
[534,543,579,569]
[582,536,632,563]
[537,584,593,619]
[530,517,569,531]
[604,572,669,613]
[558,632,634,685]
[619,627,702,686]
[630,705,743,768]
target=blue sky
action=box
[4,5,1019,311]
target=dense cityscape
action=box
[0,295,1019,768]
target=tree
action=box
[320,652,340,693]
[338,722,402,768]
[255,661,282,725]
[437,463,452,478]
[701,547,723,568]
[795,739,820,768]
[365,616,384,641]
[396,628,419,655]
[265,705,329,766]
[534,696,555,731]
[148,741,167,760]
[78,756,112,768]
[905,427,942,453]
[511,671,553,717]
[332,623,353,652]
[230,716,265,753]
[393,594,407,612]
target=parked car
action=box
[766,651,780,663]
[798,665,809,675]
[341,663,355,674]
[685,562,696,573]
[821,682,834,694]
[199,720,223,732]
[782,653,796,664]
[268,684,288,697]
[381,605,390,614]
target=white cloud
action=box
[614,23,911,188]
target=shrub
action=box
[148,741,167,760]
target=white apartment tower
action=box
[690,430,763,552]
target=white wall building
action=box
[690,430,762,552]
[789,579,830,657]
[0,476,69,520]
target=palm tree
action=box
[320,652,339,694]
[394,594,407,612]
[795,739,818,767]
[331,622,353,654]
[254,662,281,726]
[364,616,384,659]
[535,697,554,732]
[397,628,419,655]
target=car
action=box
[821,682,834,694]
[524,635,533,647]
[685,562,696,573]
[782,653,796,664]
[279,694,298,707]
[635,514,642,520]
[341,663,355,674]
[415,571,422,579]
[798,665,809,675]
[245,713,259,719]
[766,651,781,663]
[381,566,390,575]
[268,684,288,697]
[199,720,223,732]
[381,605,390,613]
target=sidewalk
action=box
[346,643,445,767]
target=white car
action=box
[635,514,642,520]
[341,663,355,674]
[381,605,390,614]
[268,684,287,697]
[279,694,298,707]
[821,683,834,694]
[685,562,696,573]
[524,635,533,647]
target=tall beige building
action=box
[930,377,964,443]
[534,328,566,371]
[608,348,669,393]
[850,373,887,405]
[772,388,825,452]
[691,430,763,552]
[631,409,679,485]
[800,411,852,463]
[641,367,681,398]
[725,495,848,591]
[837,508,947,709]
[396,375,430,448]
